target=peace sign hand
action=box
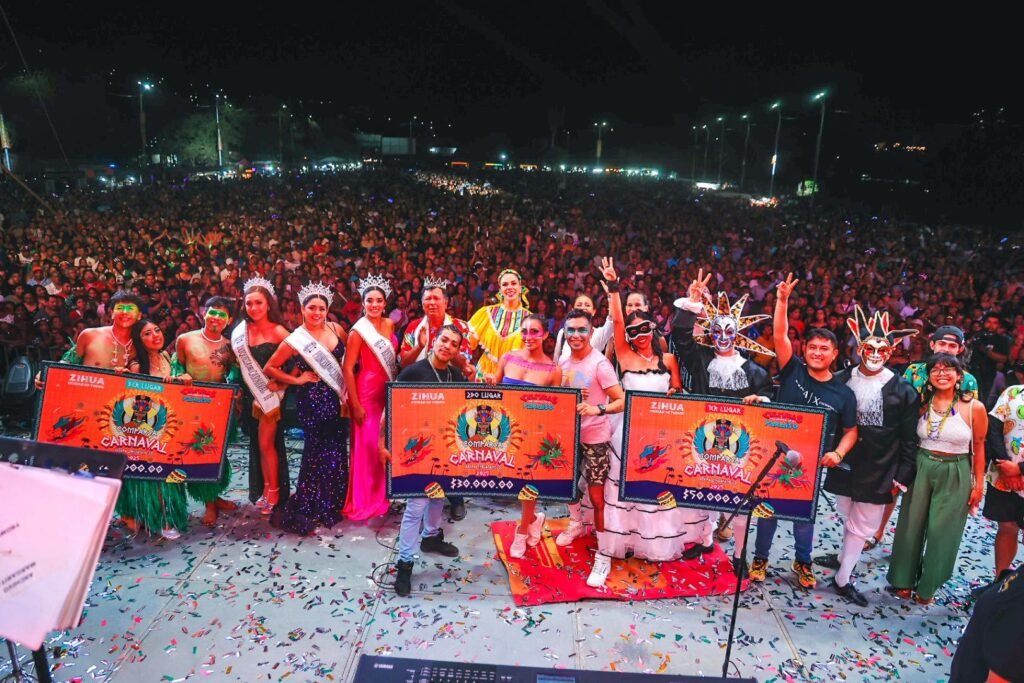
[688,268,713,301]
[777,272,800,303]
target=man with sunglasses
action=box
[175,296,241,526]
[557,308,626,588]
[671,269,774,575]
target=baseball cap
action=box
[930,325,965,344]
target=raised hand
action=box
[600,256,618,283]
[777,272,800,303]
[688,268,713,301]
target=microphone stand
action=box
[721,443,788,679]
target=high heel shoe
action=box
[261,487,280,515]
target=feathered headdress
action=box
[695,291,775,357]
[846,305,918,347]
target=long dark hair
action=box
[130,318,161,376]
[921,352,967,409]
[626,310,668,374]
[239,286,284,325]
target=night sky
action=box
[0,4,1014,153]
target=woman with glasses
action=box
[591,258,710,563]
[486,313,562,558]
[887,353,988,604]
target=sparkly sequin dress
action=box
[278,341,349,535]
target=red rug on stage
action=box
[491,517,747,606]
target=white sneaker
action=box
[527,512,546,547]
[509,531,529,558]
[556,520,586,546]
[586,553,612,587]
[161,527,181,541]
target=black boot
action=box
[420,529,460,557]
[394,560,413,597]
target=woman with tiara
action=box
[232,277,291,516]
[468,268,530,380]
[263,282,349,535]
[486,313,562,558]
[342,274,397,520]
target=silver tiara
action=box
[358,273,392,299]
[297,281,334,306]
[243,276,276,298]
[423,275,450,291]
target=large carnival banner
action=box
[620,393,830,522]
[387,383,580,501]
[33,362,235,482]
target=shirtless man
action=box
[35,291,142,384]
[175,296,240,526]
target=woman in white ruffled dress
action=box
[590,258,715,561]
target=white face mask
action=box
[860,340,892,372]
[710,315,738,354]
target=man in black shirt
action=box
[971,313,1010,405]
[379,324,465,596]
[950,566,1024,682]
[750,274,858,590]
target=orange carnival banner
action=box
[620,393,831,522]
[386,383,580,500]
[33,362,236,482]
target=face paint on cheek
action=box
[711,317,737,352]
[205,309,230,323]
[113,304,139,316]
[860,341,891,371]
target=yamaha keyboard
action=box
[354,655,756,683]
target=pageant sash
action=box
[284,326,347,401]
[352,317,397,381]
[231,322,283,418]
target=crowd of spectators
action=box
[1,169,1021,404]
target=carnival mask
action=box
[860,339,892,372]
[847,305,916,372]
[710,315,738,354]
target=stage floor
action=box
[3,436,1008,682]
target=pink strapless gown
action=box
[343,335,395,520]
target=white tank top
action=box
[917,402,973,453]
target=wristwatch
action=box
[598,404,607,415]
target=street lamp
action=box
[716,116,725,186]
[137,81,153,170]
[702,124,710,181]
[691,125,698,181]
[278,104,287,165]
[769,102,782,198]
[594,121,611,161]
[739,114,752,189]
[214,93,224,170]
[811,91,828,205]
